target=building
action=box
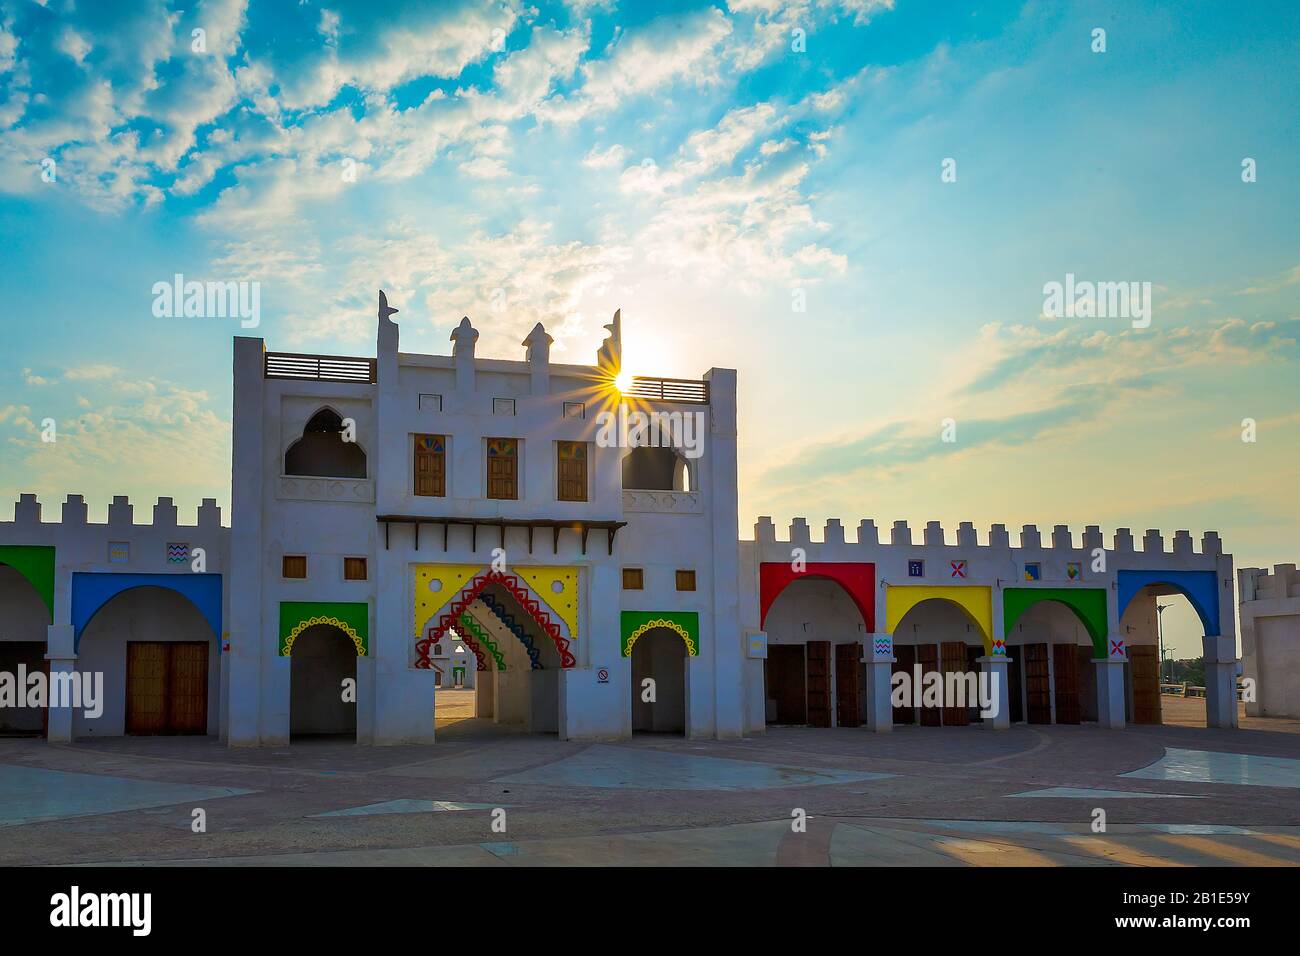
[0,294,1246,742]
[1238,564,1300,718]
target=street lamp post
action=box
[1156,602,1172,684]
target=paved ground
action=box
[1,696,1297,866]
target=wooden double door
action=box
[126,642,209,735]
[1129,645,1163,724]
[766,641,861,728]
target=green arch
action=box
[0,545,55,619]
[456,611,506,671]
[1003,588,1108,657]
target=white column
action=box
[44,624,76,743]
[1094,636,1127,729]
[863,633,894,733]
[978,655,1011,729]
[1203,633,1239,729]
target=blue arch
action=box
[476,592,544,670]
[72,572,223,652]
[1117,569,1219,636]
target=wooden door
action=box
[127,642,209,735]
[835,642,861,727]
[767,645,806,724]
[806,641,832,728]
[966,645,983,722]
[1008,653,1024,724]
[1023,643,1051,724]
[168,643,209,734]
[126,643,168,734]
[1052,644,1081,724]
[940,641,970,726]
[1130,645,1162,725]
[892,645,915,725]
[917,644,941,726]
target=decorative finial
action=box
[596,307,621,374]
[450,316,479,357]
[378,290,399,323]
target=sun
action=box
[614,370,634,393]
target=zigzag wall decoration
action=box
[476,592,544,670]
[456,611,506,671]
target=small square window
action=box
[563,401,585,419]
[622,568,644,590]
[419,393,442,412]
[676,569,696,591]
[492,397,516,415]
[344,557,367,580]
[283,555,307,579]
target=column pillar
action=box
[863,633,894,733]
[978,654,1011,729]
[1202,633,1239,729]
[1094,635,1127,729]
[44,624,76,743]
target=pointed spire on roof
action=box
[596,308,621,374]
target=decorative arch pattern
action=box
[0,545,55,619]
[885,585,993,652]
[1003,588,1109,657]
[620,611,700,657]
[1117,569,1220,636]
[476,593,543,669]
[456,611,505,671]
[72,572,223,651]
[415,570,575,668]
[279,601,368,656]
[759,562,875,629]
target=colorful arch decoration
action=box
[455,611,505,671]
[0,545,55,619]
[759,562,875,629]
[885,585,993,652]
[279,601,368,656]
[1117,569,1220,636]
[620,611,699,657]
[514,566,579,640]
[72,572,223,651]
[475,592,544,669]
[415,570,575,668]
[1003,588,1109,657]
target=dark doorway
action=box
[835,642,861,727]
[892,645,916,725]
[806,641,831,727]
[766,644,806,724]
[1024,643,1051,724]
[1130,645,1162,724]
[1052,644,1081,724]
[917,643,941,726]
[290,624,358,738]
[0,642,47,735]
[631,627,686,734]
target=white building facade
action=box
[1239,564,1300,718]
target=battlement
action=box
[3,493,224,530]
[749,516,1224,557]
[1240,564,1300,601]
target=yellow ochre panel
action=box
[514,566,580,640]
[885,585,993,647]
[413,564,483,636]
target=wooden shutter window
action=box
[344,557,367,581]
[557,441,587,502]
[622,568,644,590]
[414,434,446,497]
[487,438,518,500]
[675,569,696,591]
[282,555,307,579]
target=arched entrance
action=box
[1118,581,1216,727]
[76,584,218,737]
[0,560,52,736]
[290,624,358,739]
[629,626,689,734]
[889,595,989,727]
[1003,599,1101,724]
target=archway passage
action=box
[890,597,986,727]
[72,572,223,652]
[759,562,875,630]
[1004,600,1100,726]
[631,627,687,734]
[0,545,55,619]
[1118,585,1217,728]
[290,624,358,739]
[77,585,218,737]
[284,407,367,478]
[0,564,51,736]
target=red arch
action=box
[759,562,876,630]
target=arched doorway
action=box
[1118,585,1211,727]
[630,626,688,734]
[290,624,358,739]
[0,563,51,736]
[1004,600,1100,725]
[890,598,986,727]
[76,585,217,737]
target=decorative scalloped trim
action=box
[457,611,505,671]
[624,618,697,657]
[477,593,543,670]
[282,616,366,656]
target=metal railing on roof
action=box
[624,375,709,404]
[265,352,376,384]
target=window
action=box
[414,434,446,497]
[676,569,696,591]
[434,672,442,688]
[622,568,644,590]
[486,438,519,499]
[433,643,443,656]
[419,393,442,412]
[284,408,366,478]
[563,401,585,419]
[492,397,516,416]
[283,555,307,579]
[344,557,367,580]
[557,441,587,502]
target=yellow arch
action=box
[282,616,366,656]
[885,585,994,653]
[625,619,698,656]
[413,564,483,637]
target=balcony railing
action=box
[265,351,376,384]
[624,375,709,404]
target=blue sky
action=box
[1,0,1297,655]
